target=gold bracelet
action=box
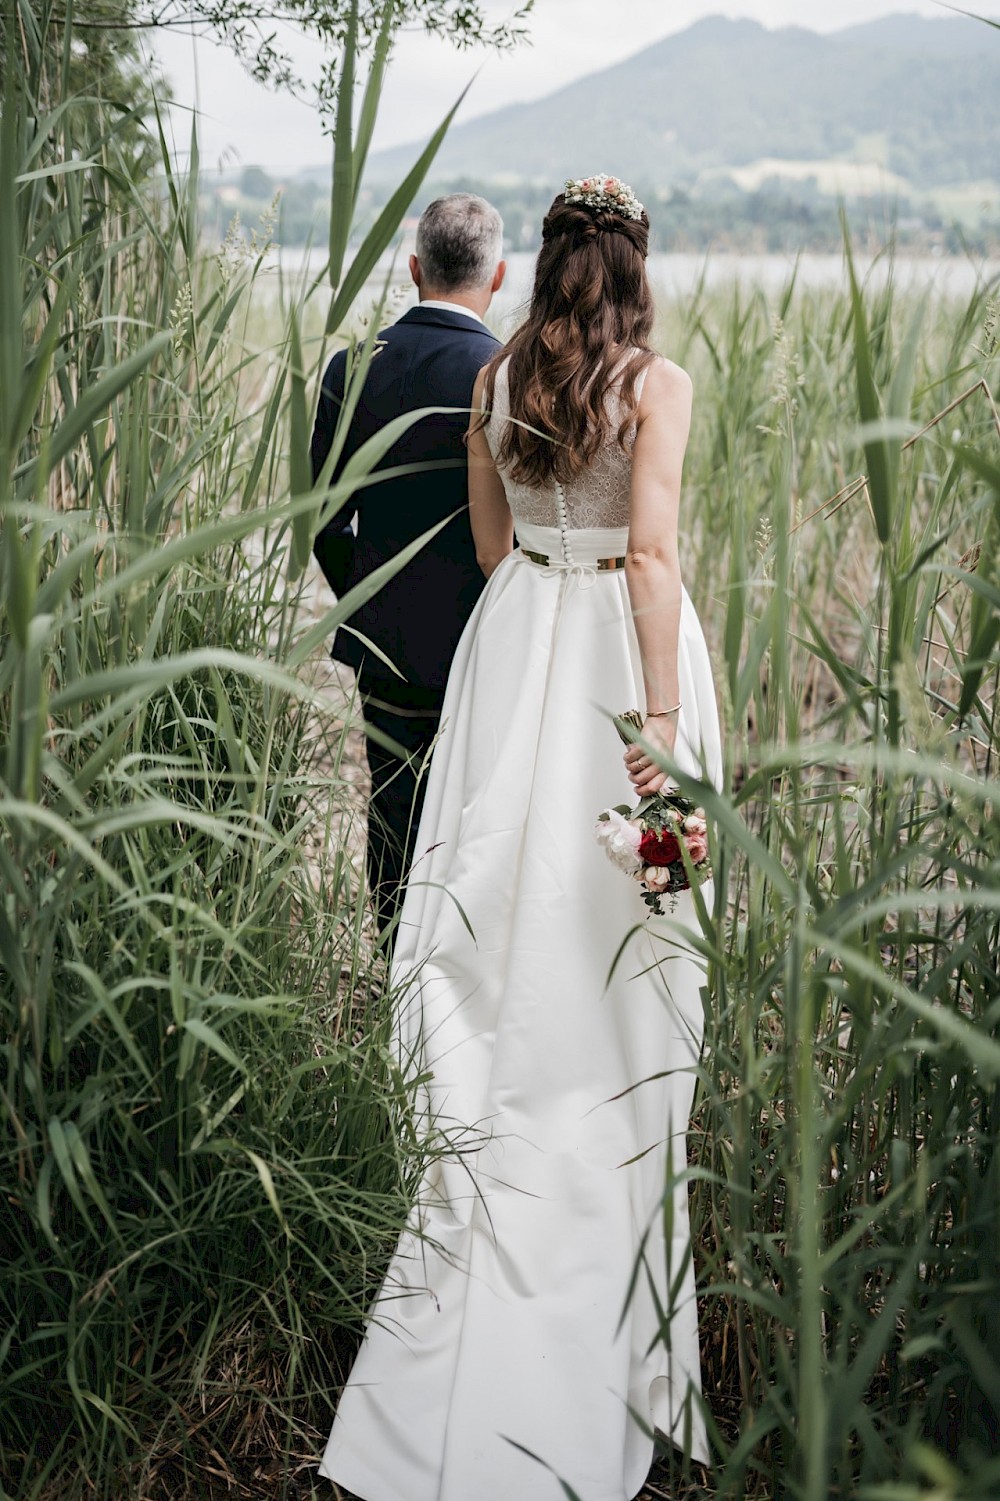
[646,702,682,717]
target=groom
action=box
[311,192,505,940]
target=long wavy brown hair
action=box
[481,192,656,487]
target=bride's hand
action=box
[623,715,676,796]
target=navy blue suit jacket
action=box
[311,305,501,695]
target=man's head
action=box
[410,193,505,315]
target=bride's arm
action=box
[623,357,693,796]
[468,369,515,578]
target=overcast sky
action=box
[153,1,1000,174]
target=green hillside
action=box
[366,14,1000,192]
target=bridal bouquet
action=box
[594,712,711,916]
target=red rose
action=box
[638,827,681,867]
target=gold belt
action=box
[521,548,627,571]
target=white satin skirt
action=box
[319,525,723,1500]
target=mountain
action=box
[366,14,1000,193]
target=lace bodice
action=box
[483,357,648,531]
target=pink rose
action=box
[643,865,672,893]
[685,829,709,865]
[683,813,706,835]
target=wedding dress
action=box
[319,356,724,1501]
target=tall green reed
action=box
[0,1,470,1494]
[649,251,1000,1499]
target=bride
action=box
[319,174,723,1501]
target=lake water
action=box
[272,246,1000,334]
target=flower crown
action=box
[564,174,644,222]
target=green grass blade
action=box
[325,79,473,336]
[287,306,314,579]
[843,223,891,544]
[352,0,395,201]
[329,0,358,291]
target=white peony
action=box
[594,809,643,873]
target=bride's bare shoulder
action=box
[638,355,693,415]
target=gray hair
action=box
[414,193,504,292]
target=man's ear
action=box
[492,260,507,293]
[409,254,422,289]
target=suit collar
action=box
[418,297,485,324]
[399,305,497,337]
